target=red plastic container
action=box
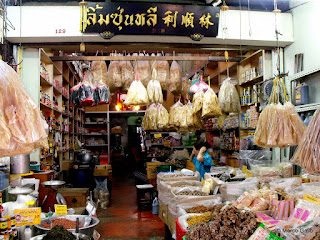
[100,156,109,165]
[176,218,186,240]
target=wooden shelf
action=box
[40,75,52,86]
[40,102,52,109]
[53,85,62,95]
[239,75,263,86]
[84,134,108,136]
[85,122,107,125]
[86,144,108,147]
[239,50,263,64]
[40,49,52,64]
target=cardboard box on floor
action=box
[146,162,162,179]
[159,204,168,225]
[94,165,112,176]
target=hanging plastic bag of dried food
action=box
[91,61,108,85]
[177,104,188,129]
[169,101,184,128]
[70,83,81,107]
[135,53,151,87]
[107,59,122,91]
[0,60,49,157]
[120,60,134,91]
[79,72,94,106]
[182,77,192,98]
[152,60,169,90]
[147,68,163,103]
[218,78,240,113]
[193,89,204,114]
[157,104,169,130]
[168,60,182,95]
[124,70,149,105]
[142,104,158,130]
[186,100,195,128]
[202,88,222,117]
[95,83,110,105]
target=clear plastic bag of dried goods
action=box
[107,59,122,91]
[135,53,151,87]
[193,89,204,114]
[157,104,169,130]
[218,78,240,113]
[168,60,182,95]
[169,100,184,127]
[147,69,163,103]
[124,70,149,105]
[70,83,81,107]
[0,60,49,157]
[151,60,169,90]
[79,72,94,106]
[120,60,133,91]
[186,100,195,128]
[91,61,108,85]
[202,88,222,117]
[182,77,192,98]
[142,103,158,130]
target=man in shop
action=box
[190,141,213,180]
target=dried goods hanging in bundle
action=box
[186,100,195,129]
[193,89,204,114]
[202,88,222,117]
[142,103,158,130]
[218,78,240,113]
[147,69,163,103]
[94,83,110,105]
[169,100,187,129]
[157,104,169,129]
[135,54,151,87]
[254,78,305,148]
[151,60,169,90]
[120,60,134,91]
[124,70,149,105]
[168,60,182,95]
[107,60,122,91]
[0,60,49,157]
[91,61,108,85]
[189,75,209,95]
[292,108,320,174]
[182,77,192,98]
[79,72,94,107]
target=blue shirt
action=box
[192,152,214,180]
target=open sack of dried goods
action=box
[177,199,222,217]
[184,206,258,240]
[168,60,182,94]
[218,78,240,113]
[142,103,168,130]
[147,68,163,103]
[120,60,133,91]
[107,60,122,91]
[0,60,49,157]
[135,54,151,87]
[254,78,305,148]
[157,171,200,186]
[202,88,222,117]
[292,108,320,174]
[91,61,108,85]
[124,70,149,105]
[151,60,169,90]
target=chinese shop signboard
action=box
[81,3,220,40]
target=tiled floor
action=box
[96,176,166,240]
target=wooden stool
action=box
[136,184,156,212]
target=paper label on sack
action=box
[304,194,320,206]
[14,207,41,226]
[154,133,162,138]
[242,165,247,174]
[55,204,68,215]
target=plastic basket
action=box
[176,217,186,240]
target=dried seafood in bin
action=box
[177,190,208,196]
[187,212,212,226]
[186,205,222,214]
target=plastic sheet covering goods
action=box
[0,60,49,157]
[254,78,305,148]
[292,108,320,174]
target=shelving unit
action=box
[38,48,84,172]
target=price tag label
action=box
[14,208,41,226]
[154,133,162,138]
[304,194,320,206]
[55,204,68,215]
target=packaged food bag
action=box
[157,104,169,129]
[124,71,149,105]
[193,89,204,113]
[169,101,184,127]
[202,88,222,117]
[168,60,182,94]
[151,60,169,90]
[120,60,134,91]
[107,60,122,91]
[79,72,94,106]
[135,53,151,87]
[91,61,108,85]
[142,103,158,130]
[218,78,240,113]
[147,69,163,103]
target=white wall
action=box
[284,0,320,103]
[6,6,293,47]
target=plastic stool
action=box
[136,184,156,212]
